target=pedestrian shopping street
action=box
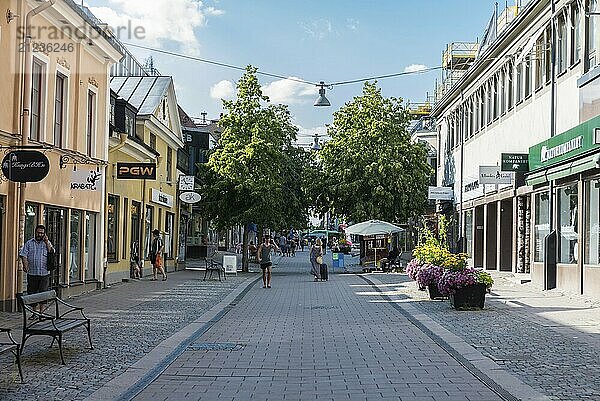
[1,251,598,401]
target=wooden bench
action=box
[203,251,226,281]
[0,328,23,382]
[18,290,93,365]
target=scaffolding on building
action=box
[435,42,478,102]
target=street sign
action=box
[501,153,529,172]
[428,186,454,200]
[179,191,201,204]
[179,175,194,191]
[1,150,50,182]
[116,162,156,179]
[479,166,513,184]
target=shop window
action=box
[107,195,119,261]
[584,180,600,265]
[558,184,578,264]
[85,212,97,280]
[69,210,82,282]
[534,192,550,262]
[145,205,154,259]
[165,212,174,258]
[465,210,473,257]
[123,198,128,260]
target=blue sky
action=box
[88,0,496,146]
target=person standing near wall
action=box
[20,225,55,315]
[150,229,167,281]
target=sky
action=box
[87,0,496,147]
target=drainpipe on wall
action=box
[17,0,56,300]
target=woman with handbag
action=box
[309,238,323,281]
[150,229,167,281]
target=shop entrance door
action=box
[44,207,66,291]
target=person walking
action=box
[150,229,167,281]
[20,224,55,315]
[257,235,279,288]
[310,238,323,281]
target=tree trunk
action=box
[242,226,249,272]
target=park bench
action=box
[0,328,23,382]
[18,290,93,365]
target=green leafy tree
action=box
[311,81,432,223]
[196,66,310,270]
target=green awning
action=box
[526,153,599,186]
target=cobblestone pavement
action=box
[0,266,256,401]
[371,272,600,401]
[130,254,511,401]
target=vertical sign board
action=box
[223,254,237,275]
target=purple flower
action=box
[416,264,444,288]
[438,268,478,296]
[405,259,423,281]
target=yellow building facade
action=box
[0,0,122,309]
[106,76,184,283]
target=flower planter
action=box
[450,283,487,310]
[427,283,445,299]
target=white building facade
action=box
[432,0,600,299]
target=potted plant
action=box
[438,268,494,309]
[415,263,445,299]
[405,258,424,284]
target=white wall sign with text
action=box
[479,166,513,185]
[428,186,454,200]
[71,169,102,192]
[151,188,173,208]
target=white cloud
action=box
[261,78,316,104]
[210,80,235,100]
[299,19,334,40]
[404,64,428,73]
[90,0,224,55]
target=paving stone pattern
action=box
[0,269,250,401]
[372,274,600,401]
[133,256,502,401]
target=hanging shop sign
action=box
[479,166,513,185]
[428,186,454,200]
[529,114,600,171]
[1,150,50,182]
[151,188,173,208]
[116,162,156,180]
[178,175,195,191]
[179,191,201,204]
[70,169,102,192]
[501,153,529,172]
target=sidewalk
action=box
[0,268,258,401]
[371,271,600,401]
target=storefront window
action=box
[464,210,473,257]
[107,195,119,261]
[84,212,97,280]
[69,210,82,282]
[145,205,153,259]
[585,180,600,265]
[25,203,39,241]
[534,192,550,262]
[165,212,174,258]
[558,184,578,264]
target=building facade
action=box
[432,0,600,299]
[107,76,184,283]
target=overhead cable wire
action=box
[124,42,442,89]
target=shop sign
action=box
[479,166,513,185]
[1,150,50,182]
[151,188,173,207]
[501,153,529,172]
[464,179,479,193]
[428,186,454,200]
[116,162,156,179]
[178,175,195,191]
[529,115,600,171]
[179,191,201,204]
[70,169,102,192]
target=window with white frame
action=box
[516,62,523,103]
[508,62,514,109]
[86,89,96,156]
[487,82,493,123]
[31,58,46,142]
[54,72,67,148]
[524,57,532,97]
[479,88,485,127]
[545,26,551,81]
[588,0,600,69]
[571,2,581,65]
[493,76,499,120]
[557,13,567,73]
[535,34,544,89]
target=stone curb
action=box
[363,275,552,401]
[83,274,261,401]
